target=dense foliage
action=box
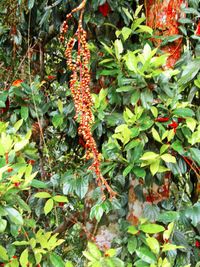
[0,0,200,266]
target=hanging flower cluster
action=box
[60,0,116,198]
[145,0,187,68]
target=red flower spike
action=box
[59,202,64,207]
[98,2,111,17]
[155,117,170,122]
[47,75,56,80]
[168,121,179,129]
[195,21,200,36]
[14,182,20,187]
[12,79,23,87]
[195,240,200,248]
[12,256,18,259]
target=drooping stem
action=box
[61,1,116,198]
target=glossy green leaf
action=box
[44,198,54,215]
[5,207,23,225]
[28,0,35,9]
[49,253,65,267]
[161,154,176,163]
[140,223,165,234]
[19,248,29,267]
[0,218,7,233]
[0,245,9,261]
[127,236,137,254]
[146,236,160,255]
[53,195,68,203]
[35,192,51,198]
[172,108,195,117]
[135,246,157,264]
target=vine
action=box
[60,0,116,198]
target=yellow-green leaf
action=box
[140,152,159,161]
[53,195,68,203]
[0,245,9,261]
[44,198,54,215]
[161,154,176,163]
[20,248,29,267]
[152,128,162,143]
[35,192,51,198]
[186,117,196,132]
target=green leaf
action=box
[49,253,65,267]
[5,207,23,225]
[163,222,174,241]
[146,236,160,255]
[124,50,139,72]
[19,248,29,267]
[75,178,89,199]
[116,85,133,92]
[137,25,153,35]
[13,241,29,246]
[135,246,157,264]
[140,224,165,234]
[65,261,73,267]
[14,139,28,152]
[186,117,196,132]
[34,192,51,198]
[150,160,160,175]
[121,27,132,41]
[114,39,123,60]
[82,251,96,262]
[151,106,158,118]
[90,204,104,222]
[157,211,179,224]
[133,167,146,178]
[162,243,184,252]
[122,7,133,21]
[189,148,200,166]
[160,144,169,154]
[134,4,143,17]
[53,195,68,203]
[152,128,162,143]
[52,114,64,128]
[171,140,184,154]
[127,236,137,254]
[31,179,48,189]
[58,99,63,114]
[143,204,160,222]
[123,164,134,177]
[88,242,101,259]
[172,108,195,117]
[28,0,35,9]
[178,59,200,85]
[184,202,200,226]
[161,154,176,163]
[44,198,54,215]
[128,225,139,235]
[140,152,159,161]
[134,260,149,267]
[0,218,7,233]
[0,245,9,261]
[105,248,116,257]
[20,106,29,120]
[14,119,23,133]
